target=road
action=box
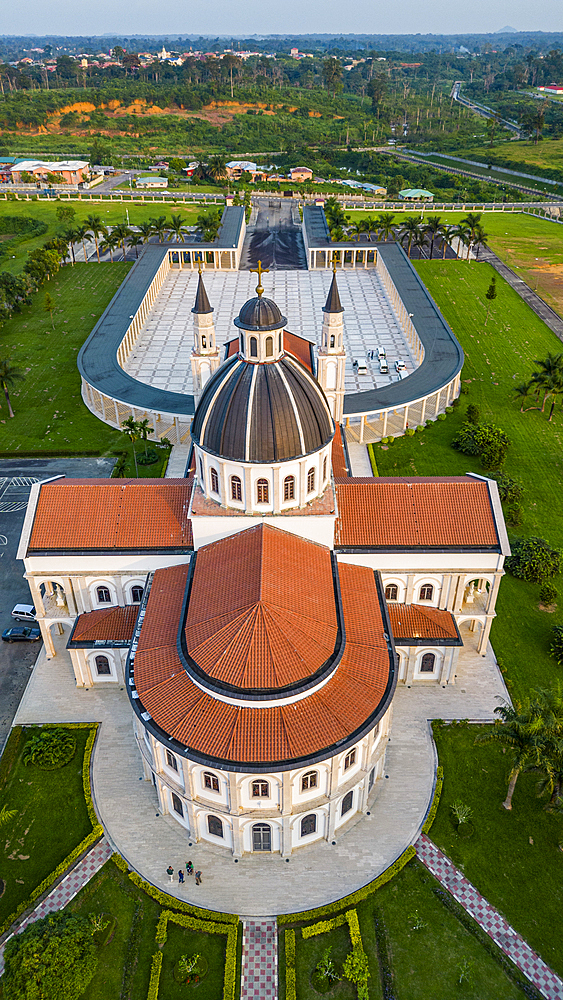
[240,197,307,270]
[0,457,114,750]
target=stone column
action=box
[405,646,417,685]
[41,621,56,659]
[405,574,415,604]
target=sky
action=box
[3,0,563,38]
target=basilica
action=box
[18,262,509,858]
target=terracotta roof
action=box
[185,523,338,690]
[189,481,336,517]
[28,480,193,552]
[132,548,394,768]
[226,330,314,372]
[387,604,461,643]
[70,605,139,643]
[331,424,349,479]
[334,478,499,549]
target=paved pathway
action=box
[479,246,563,344]
[165,443,191,478]
[0,838,112,974]
[416,834,563,1000]
[241,919,278,999]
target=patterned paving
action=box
[0,838,112,973]
[241,919,278,999]
[416,834,563,1000]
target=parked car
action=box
[379,357,389,374]
[354,358,368,375]
[377,346,387,360]
[11,604,36,622]
[395,359,407,378]
[2,626,41,643]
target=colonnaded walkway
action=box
[13,626,508,916]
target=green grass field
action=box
[431,723,563,978]
[0,262,130,455]
[0,726,94,927]
[370,259,563,701]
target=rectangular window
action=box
[204,772,220,792]
[344,749,356,771]
[166,750,178,771]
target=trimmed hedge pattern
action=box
[284,929,296,1000]
[0,723,102,938]
[345,909,369,1000]
[124,867,238,924]
[147,952,163,1000]
[301,913,347,938]
[278,844,416,924]
[150,910,238,1000]
[421,765,444,835]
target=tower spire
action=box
[323,268,344,314]
[192,266,213,316]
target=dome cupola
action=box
[234,262,287,362]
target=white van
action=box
[354,358,368,375]
[12,604,37,622]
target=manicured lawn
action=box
[0,262,130,456]
[371,259,563,701]
[159,920,227,999]
[431,723,563,978]
[294,922,362,1000]
[0,726,94,927]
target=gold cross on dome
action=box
[250,260,269,297]
[331,253,338,273]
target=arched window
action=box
[252,823,271,851]
[131,585,144,603]
[166,750,178,771]
[323,456,327,483]
[419,584,434,601]
[201,335,206,349]
[279,333,282,353]
[283,476,295,502]
[199,458,204,481]
[203,772,220,792]
[231,476,242,502]
[368,767,375,790]
[252,780,269,798]
[341,790,353,815]
[250,336,258,358]
[301,813,317,837]
[172,793,183,816]
[344,748,356,770]
[210,467,219,494]
[207,815,223,838]
[420,653,436,673]
[95,655,111,675]
[240,332,245,354]
[301,771,318,792]
[97,586,111,603]
[307,468,315,494]
[330,334,335,348]
[265,336,273,357]
[256,479,269,504]
[385,584,398,601]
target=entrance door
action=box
[252,823,271,852]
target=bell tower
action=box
[191,269,220,405]
[317,262,346,422]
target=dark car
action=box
[2,627,41,643]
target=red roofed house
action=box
[18,270,509,857]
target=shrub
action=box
[437,413,446,421]
[505,503,523,527]
[285,929,296,1000]
[381,437,389,445]
[494,474,525,505]
[415,424,424,432]
[137,447,159,466]
[387,436,395,444]
[147,952,163,1000]
[425,418,434,426]
[343,947,370,991]
[540,582,558,606]
[3,912,98,1000]
[466,403,480,424]
[550,625,563,665]
[453,420,510,470]
[302,913,347,938]
[405,427,415,436]
[22,727,76,769]
[506,536,561,583]
[421,765,444,834]
[445,404,454,413]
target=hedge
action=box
[368,445,379,476]
[278,845,416,924]
[151,910,238,1000]
[421,765,444,835]
[124,867,238,924]
[301,913,347,938]
[0,724,102,938]
[147,952,163,1000]
[285,929,296,1000]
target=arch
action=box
[323,456,327,483]
[325,362,337,390]
[279,332,282,353]
[210,467,219,494]
[341,790,353,815]
[301,813,316,837]
[301,770,318,792]
[256,479,269,504]
[171,792,184,816]
[283,476,295,502]
[265,336,274,358]
[207,815,223,838]
[252,823,271,852]
[230,475,242,502]
[252,779,269,798]
[201,335,207,349]
[240,332,245,354]
[130,585,144,604]
[199,457,204,481]
[344,748,356,770]
[420,652,436,673]
[165,749,178,771]
[95,654,111,675]
[385,583,398,601]
[419,584,434,601]
[330,334,335,348]
[250,336,258,358]
[307,468,315,494]
[96,586,111,604]
[203,771,220,792]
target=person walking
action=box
[194,870,202,885]
[178,869,185,884]
[186,861,194,876]
[166,865,174,882]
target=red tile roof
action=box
[28,480,193,551]
[133,543,393,766]
[387,604,461,642]
[185,524,338,689]
[334,478,498,549]
[71,605,139,643]
[331,424,349,479]
[225,331,314,372]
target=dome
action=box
[192,353,334,463]
[234,295,287,332]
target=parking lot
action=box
[0,456,114,749]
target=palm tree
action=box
[376,213,396,241]
[473,224,489,260]
[0,358,25,418]
[424,215,443,260]
[477,700,543,809]
[0,804,17,828]
[75,223,90,263]
[62,227,79,264]
[137,417,151,456]
[513,381,532,412]
[149,215,168,242]
[167,214,188,242]
[128,232,144,258]
[99,231,120,263]
[364,216,380,242]
[206,155,227,182]
[398,216,421,258]
[122,416,140,476]
[137,221,155,245]
[440,224,459,260]
[112,224,132,259]
[460,212,482,260]
[85,214,107,263]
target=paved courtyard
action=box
[14,624,508,917]
[123,269,415,398]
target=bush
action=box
[445,405,454,413]
[387,436,395,444]
[415,424,424,432]
[285,929,296,1000]
[506,536,561,583]
[494,474,525,506]
[466,403,480,424]
[453,420,510,470]
[540,582,558,606]
[505,503,523,527]
[437,413,447,421]
[421,765,444,834]
[137,447,159,466]
[550,625,563,665]
[405,427,415,436]
[381,437,389,445]
[3,912,98,1000]
[22,727,76,769]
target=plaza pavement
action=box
[13,626,508,917]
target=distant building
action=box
[9,160,89,185]
[290,166,313,182]
[226,160,269,182]
[136,176,168,189]
[399,188,434,202]
[538,84,563,94]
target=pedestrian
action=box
[186,860,194,876]
[166,865,174,881]
[195,870,202,885]
[178,869,185,884]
